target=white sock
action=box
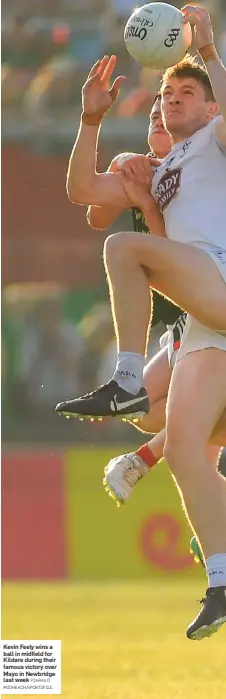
[206,553,226,588]
[113,351,145,394]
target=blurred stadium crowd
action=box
[2,0,226,127]
[2,0,226,453]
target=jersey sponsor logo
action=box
[155,167,182,212]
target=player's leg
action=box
[104,319,226,505]
[103,351,226,505]
[104,233,226,358]
[103,340,172,504]
[56,322,171,422]
[211,408,226,444]
[133,315,186,433]
[163,348,226,639]
[133,398,166,433]
[190,446,224,567]
[55,233,226,419]
[130,345,170,434]
[134,397,226,440]
[164,349,226,557]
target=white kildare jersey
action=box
[152,117,226,254]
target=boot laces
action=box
[123,456,147,487]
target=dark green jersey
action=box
[132,207,183,327]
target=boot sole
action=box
[56,410,146,423]
[188,615,226,640]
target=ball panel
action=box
[142,8,182,65]
[145,10,192,68]
[124,5,163,61]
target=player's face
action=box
[161,77,217,141]
[148,99,172,158]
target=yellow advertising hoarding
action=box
[66,448,199,580]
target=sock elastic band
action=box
[136,444,157,468]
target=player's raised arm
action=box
[182,5,226,145]
[67,56,131,208]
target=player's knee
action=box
[163,438,187,476]
[163,438,181,470]
[163,430,202,475]
[104,232,132,264]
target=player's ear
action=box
[208,101,219,117]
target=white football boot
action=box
[103,451,149,506]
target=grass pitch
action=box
[2,579,226,699]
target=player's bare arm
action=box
[87,153,159,230]
[87,150,165,237]
[67,56,131,208]
[118,169,166,238]
[87,154,133,230]
[87,202,126,231]
[67,55,165,238]
[182,5,226,145]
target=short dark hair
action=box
[150,92,161,117]
[152,91,161,106]
[161,54,215,102]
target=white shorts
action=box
[159,248,226,365]
[207,249,226,284]
[176,315,226,363]
[160,313,187,368]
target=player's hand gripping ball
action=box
[124,2,192,69]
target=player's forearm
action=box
[207,59,226,122]
[87,204,126,230]
[199,47,226,123]
[142,197,166,238]
[67,119,100,203]
[67,121,129,208]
